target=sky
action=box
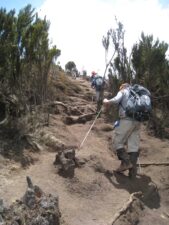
[1,0,43,13]
[1,0,169,75]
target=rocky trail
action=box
[0,76,169,225]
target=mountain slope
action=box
[0,75,169,225]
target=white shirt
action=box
[108,87,130,118]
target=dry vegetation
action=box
[47,71,82,101]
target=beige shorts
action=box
[112,118,141,153]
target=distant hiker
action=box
[91,71,97,83]
[91,74,104,112]
[103,83,140,177]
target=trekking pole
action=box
[78,48,114,150]
[78,107,102,150]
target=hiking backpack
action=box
[94,76,103,91]
[124,84,152,122]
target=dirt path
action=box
[0,77,169,225]
[0,126,128,225]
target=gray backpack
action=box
[125,84,152,122]
[95,76,103,91]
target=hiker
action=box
[91,71,96,83]
[103,83,141,178]
[91,74,104,112]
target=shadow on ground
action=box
[105,171,160,209]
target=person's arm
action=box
[103,91,123,105]
[91,79,95,88]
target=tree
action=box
[65,61,76,72]
[131,33,169,137]
[0,8,16,85]
[131,32,169,91]
[0,4,61,115]
[102,17,132,83]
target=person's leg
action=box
[128,152,139,178]
[96,91,102,113]
[113,119,135,172]
[115,148,132,172]
[127,122,140,178]
[95,91,100,102]
[113,119,136,151]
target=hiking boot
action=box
[128,167,137,179]
[128,152,139,179]
[115,148,133,172]
[115,160,133,173]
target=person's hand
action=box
[103,98,110,111]
[103,98,109,104]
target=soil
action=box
[0,76,169,225]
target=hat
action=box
[92,71,96,75]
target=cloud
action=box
[38,0,169,75]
